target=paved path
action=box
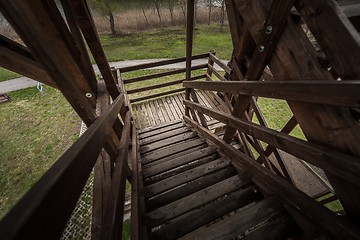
[0,58,227,94]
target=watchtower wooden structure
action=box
[1,0,360,239]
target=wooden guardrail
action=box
[115,53,211,103]
[0,93,133,240]
[183,81,360,239]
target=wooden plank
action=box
[140,131,198,154]
[144,101,156,126]
[184,80,360,107]
[124,64,207,84]
[151,186,261,240]
[144,157,231,197]
[118,53,209,73]
[127,79,183,94]
[240,214,300,240]
[0,1,98,123]
[139,127,190,146]
[145,174,252,227]
[143,143,210,177]
[208,63,227,81]
[130,125,140,240]
[146,167,237,211]
[0,93,124,240]
[184,100,360,185]
[209,52,231,74]
[237,0,360,221]
[131,88,186,103]
[184,116,360,239]
[141,138,205,165]
[144,154,220,186]
[66,0,120,100]
[161,97,176,121]
[0,36,56,88]
[169,95,183,120]
[100,112,131,240]
[139,121,184,138]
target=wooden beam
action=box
[295,0,360,79]
[0,94,125,240]
[183,80,360,107]
[65,0,120,100]
[236,0,360,223]
[209,52,231,74]
[184,116,360,239]
[0,1,97,123]
[127,74,205,94]
[123,64,207,84]
[119,53,210,73]
[0,37,56,88]
[184,100,360,185]
[130,88,186,103]
[100,112,131,240]
[223,0,294,143]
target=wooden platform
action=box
[137,120,315,240]
[131,90,224,129]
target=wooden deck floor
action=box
[131,90,224,129]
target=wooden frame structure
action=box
[0,0,360,239]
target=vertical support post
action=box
[185,0,195,118]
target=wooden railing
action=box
[182,54,360,238]
[0,92,134,240]
[114,53,211,103]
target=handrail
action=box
[0,93,125,240]
[100,111,132,239]
[118,53,210,73]
[184,80,360,107]
[184,115,360,239]
[123,64,207,84]
[183,99,360,185]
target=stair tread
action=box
[144,157,231,198]
[145,174,252,227]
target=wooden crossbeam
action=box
[183,80,360,107]
[184,116,360,239]
[223,0,295,143]
[65,0,120,100]
[236,0,360,223]
[184,100,360,185]
[123,64,207,84]
[0,36,56,88]
[100,112,131,240]
[119,53,209,73]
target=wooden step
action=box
[146,166,237,211]
[139,120,184,139]
[139,126,190,146]
[141,138,206,165]
[150,186,262,239]
[144,157,232,198]
[145,174,252,227]
[178,196,291,240]
[140,131,198,154]
[143,146,218,178]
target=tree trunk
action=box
[208,0,212,25]
[194,0,198,29]
[153,0,163,27]
[168,0,174,25]
[141,6,149,24]
[109,12,116,35]
[220,0,225,32]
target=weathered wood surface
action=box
[136,121,330,239]
[185,116,360,239]
[132,91,224,129]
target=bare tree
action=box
[153,0,163,27]
[88,0,119,34]
[208,0,212,25]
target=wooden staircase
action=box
[138,120,303,239]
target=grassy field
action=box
[0,87,80,217]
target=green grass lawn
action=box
[0,87,80,217]
[99,24,232,62]
[0,68,21,83]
